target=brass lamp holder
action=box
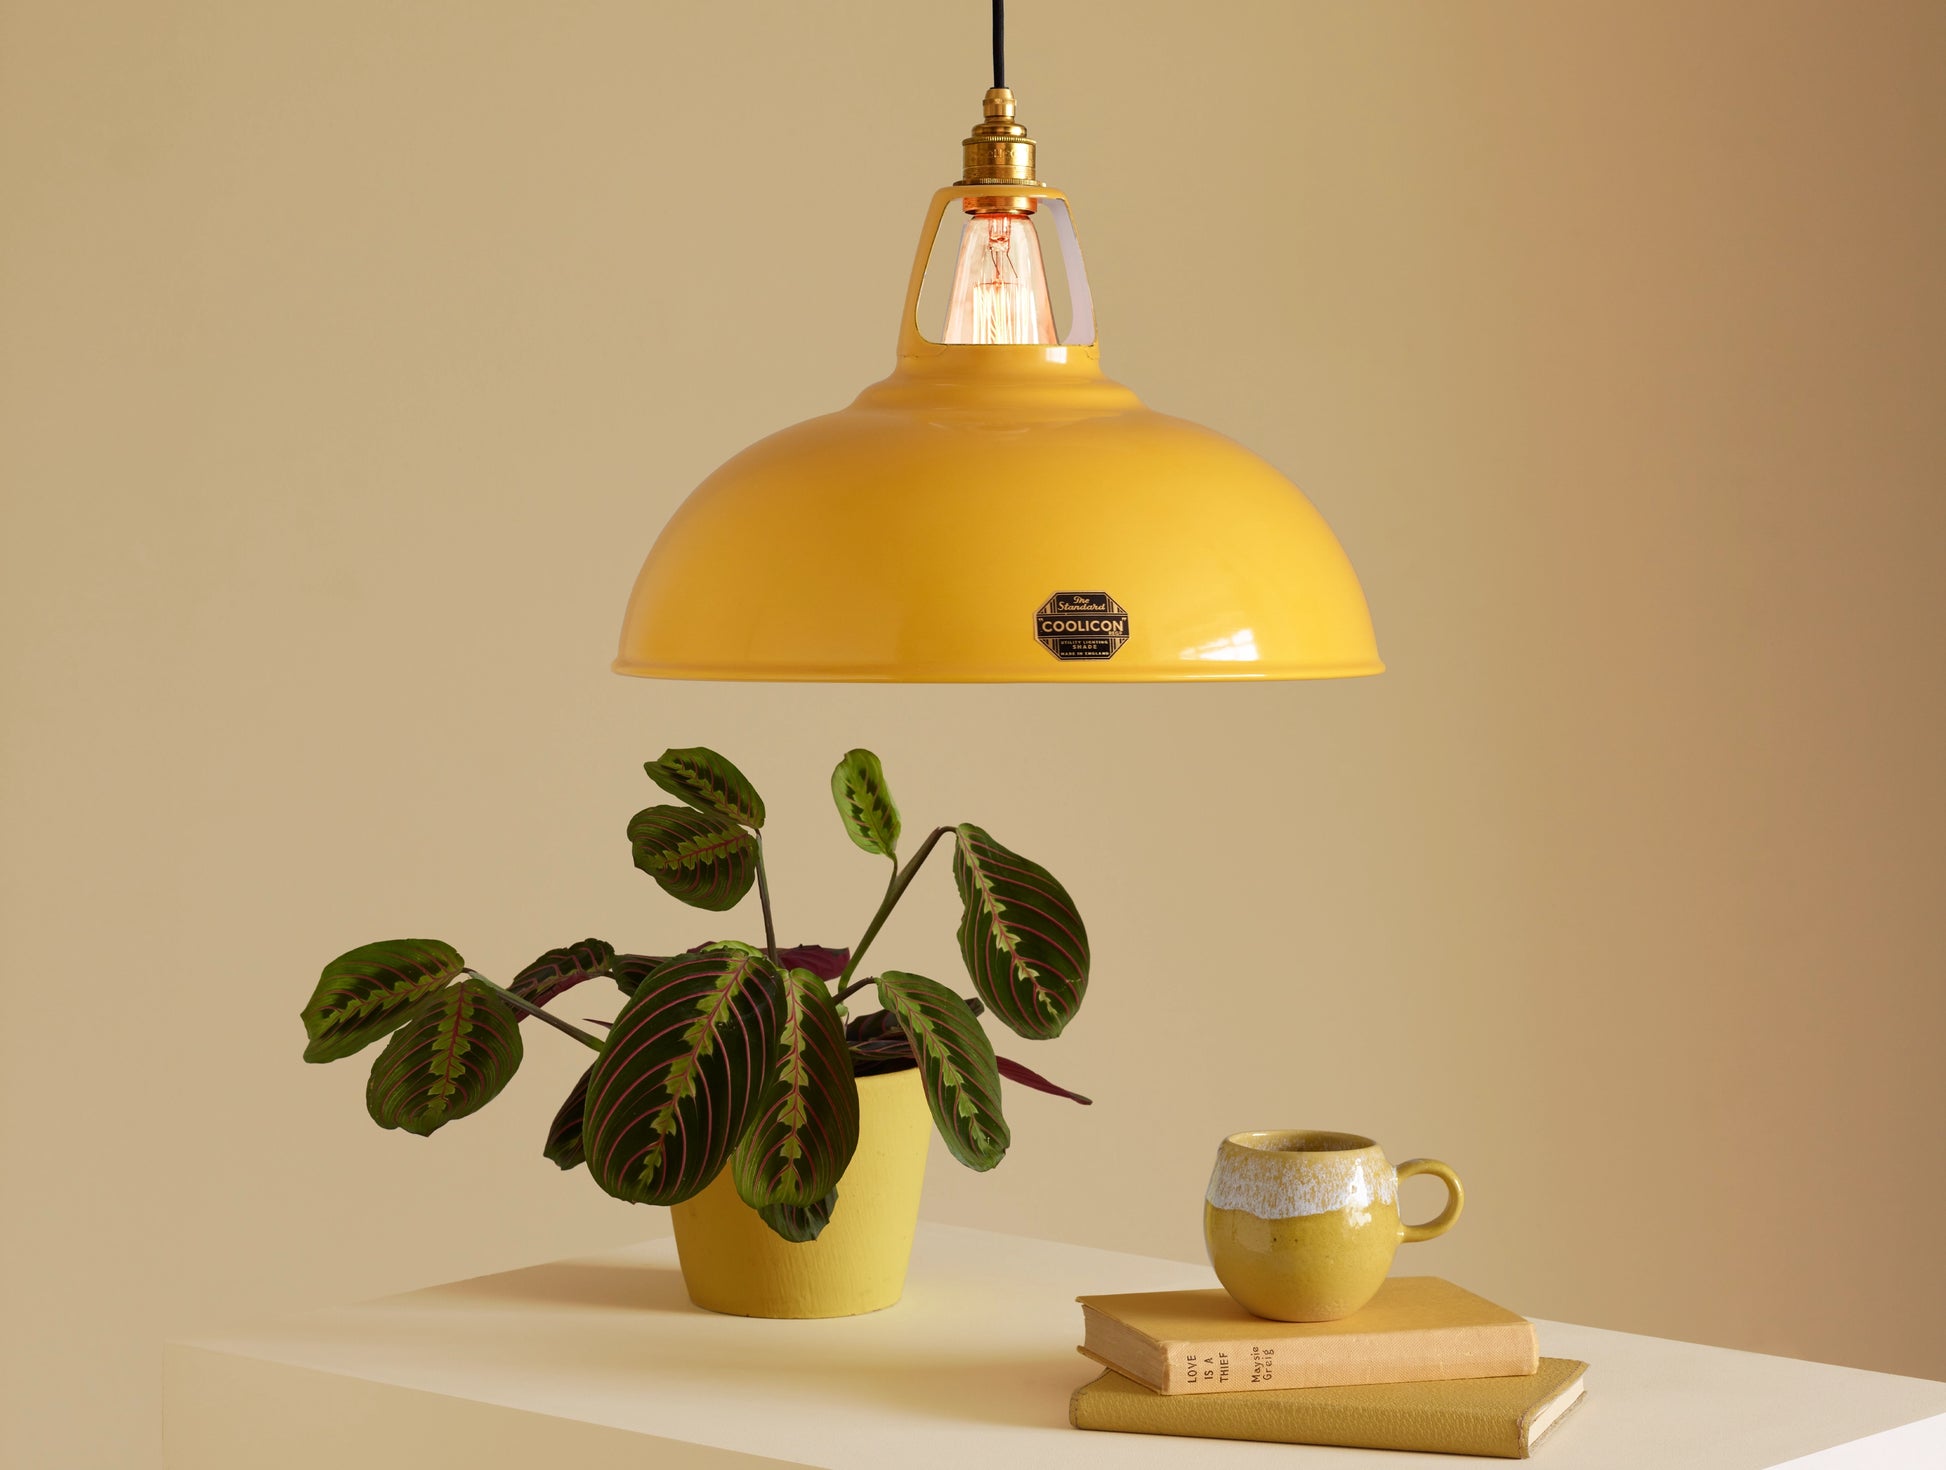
[959,87,1041,216]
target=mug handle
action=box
[1395,1158,1464,1244]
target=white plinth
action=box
[164,1221,1946,1468]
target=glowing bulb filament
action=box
[944,212,1058,345]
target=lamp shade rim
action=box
[616,318,1382,684]
[611,657,1386,684]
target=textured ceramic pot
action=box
[1204,1129,1463,1322]
[671,1068,931,1318]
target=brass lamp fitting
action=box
[959,87,1041,215]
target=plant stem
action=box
[752,831,781,968]
[834,861,897,998]
[465,971,604,1052]
[833,825,955,1003]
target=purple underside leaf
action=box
[778,944,849,980]
[995,1054,1092,1106]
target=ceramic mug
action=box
[1203,1129,1464,1322]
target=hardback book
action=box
[1070,1357,1589,1460]
[1076,1277,1538,1394]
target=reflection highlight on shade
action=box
[1181,629,1259,662]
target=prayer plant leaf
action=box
[610,953,669,999]
[996,1054,1093,1105]
[777,944,848,981]
[364,978,524,1136]
[582,945,786,1206]
[759,1189,838,1244]
[952,823,1090,1041]
[509,938,615,1016]
[844,1006,914,1077]
[645,747,765,829]
[830,749,901,858]
[733,969,860,1214]
[614,948,840,1001]
[301,938,466,1064]
[613,947,839,1001]
[875,971,1009,1172]
[628,804,758,912]
[543,1065,592,1170]
[843,1007,906,1048]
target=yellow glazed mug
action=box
[1204,1130,1464,1322]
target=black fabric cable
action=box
[993,0,1006,89]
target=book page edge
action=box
[1077,1345,1165,1394]
[1524,1366,1590,1452]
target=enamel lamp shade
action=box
[614,94,1381,683]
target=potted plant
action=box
[299,746,1092,1317]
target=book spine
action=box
[1161,1323,1538,1394]
[1071,1381,1525,1458]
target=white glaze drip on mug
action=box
[1206,1142,1396,1220]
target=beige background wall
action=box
[4,2,1943,1462]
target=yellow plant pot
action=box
[670,1069,931,1318]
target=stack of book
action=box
[1069,1277,1588,1459]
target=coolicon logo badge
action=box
[1035,591,1130,661]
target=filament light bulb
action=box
[943,211,1057,345]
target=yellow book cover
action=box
[1076,1276,1539,1394]
[1069,1357,1589,1459]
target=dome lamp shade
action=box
[614,75,1381,684]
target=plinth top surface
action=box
[172,1221,1946,1469]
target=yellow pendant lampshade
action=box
[615,38,1381,683]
